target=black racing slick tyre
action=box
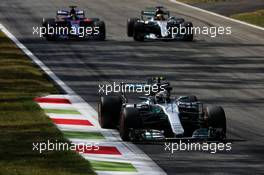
[94,21,106,41]
[127,18,139,37]
[182,22,193,41]
[133,22,145,41]
[206,106,226,139]
[42,18,57,41]
[98,96,122,129]
[120,108,141,141]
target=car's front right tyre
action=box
[182,22,194,41]
[206,106,226,140]
[94,21,106,41]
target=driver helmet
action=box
[70,8,77,20]
[155,91,168,103]
[155,8,165,20]
[156,14,165,20]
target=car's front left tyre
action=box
[120,107,141,141]
[98,96,122,129]
[127,18,139,37]
[133,22,145,41]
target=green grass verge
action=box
[0,31,95,175]
[231,9,264,27]
[44,108,81,115]
[89,160,137,172]
[63,131,105,140]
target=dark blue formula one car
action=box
[42,6,105,40]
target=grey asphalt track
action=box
[0,0,264,174]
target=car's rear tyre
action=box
[182,22,193,41]
[94,21,106,41]
[206,106,226,139]
[42,18,57,41]
[127,18,139,37]
[133,22,145,41]
[98,96,122,129]
[120,107,141,141]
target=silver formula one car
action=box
[42,6,105,40]
[127,6,193,41]
[98,77,226,142]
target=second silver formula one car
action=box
[127,6,194,41]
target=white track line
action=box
[38,103,75,109]
[169,0,264,31]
